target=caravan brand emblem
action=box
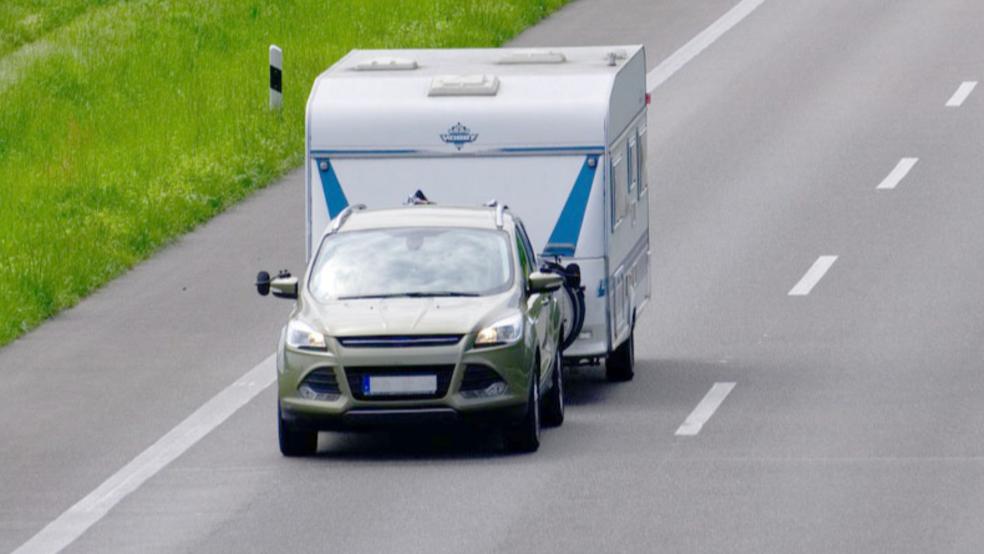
[440,122,478,150]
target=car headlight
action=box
[474,312,524,347]
[286,319,327,351]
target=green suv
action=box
[256,203,565,455]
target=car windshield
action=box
[308,227,514,301]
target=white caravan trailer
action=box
[305,46,650,378]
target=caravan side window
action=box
[637,125,648,198]
[611,152,626,230]
[627,137,637,203]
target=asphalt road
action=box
[4,0,984,551]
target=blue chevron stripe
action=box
[543,155,598,257]
[316,158,349,218]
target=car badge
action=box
[440,122,478,151]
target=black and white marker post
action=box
[269,44,282,110]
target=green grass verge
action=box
[0,0,567,346]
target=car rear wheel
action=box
[504,369,541,453]
[278,402,318,457]
[605,329,635,382]
[542,345,565,427]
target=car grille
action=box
[345,365,455,401]
[300,367,340,395]
[460,364,504,392]
[336,335,463,348]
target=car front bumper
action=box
[280,404,529,431]
[278,335,532,430]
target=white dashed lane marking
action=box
[788,256,838,297]
[946,81,977,107]
[676,382,737,436]
[876,158,919,191]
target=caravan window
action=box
[612,152,626,230]
[637,126,648,197]
[627,137,636,202]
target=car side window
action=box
[515,234,530,276]
[515,222,537,275]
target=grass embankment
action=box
[0,0,566,346]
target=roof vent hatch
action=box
[352,57,419,71]
[498,51,567,64]
[428,74,500,97]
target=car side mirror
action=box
[528,271,563,294]
[256,270,298,299]
[271,276,299,299]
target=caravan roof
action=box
[307,46,646,154]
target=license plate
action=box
[363,375,437,396]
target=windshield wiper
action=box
[338,293,409,300]
[404,291,480,298]
[338,291,479,300]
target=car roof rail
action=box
[329,204,366,234]
[497,204,507,228]
[482,199,509,229]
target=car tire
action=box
[504,369,541,453]
[278,402,318,457]
[542,345,565,427]
[605,329,635,382]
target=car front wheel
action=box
[504,369,541,453]
[278,402,318,457]
[542,344,565,427]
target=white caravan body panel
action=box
[306,46,651,357]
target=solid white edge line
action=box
[646,0,766,91]
[876,158,919,190]
[675,382,736,436]
[13,354,278,554]
[946,81,978,107]
[788,255,838,296]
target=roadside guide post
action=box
[269,45,283,110]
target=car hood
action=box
[303,293,515,337]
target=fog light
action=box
[461,380,508,399]
[298,383,339,401]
